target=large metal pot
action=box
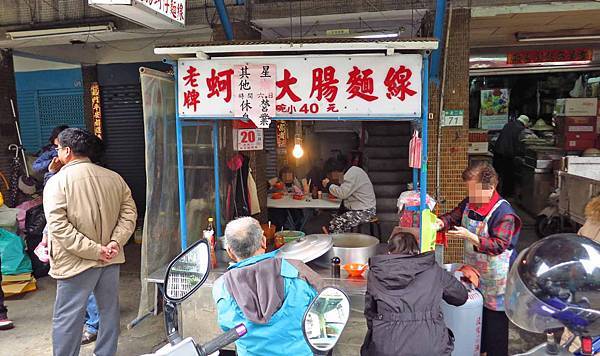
[318,233,380,266]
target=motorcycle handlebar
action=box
[199,324,247,356]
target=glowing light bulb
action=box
[292,143,304,158]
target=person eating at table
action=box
[268,166,303,194]
[321,156,376,233]
[435,162,522,356]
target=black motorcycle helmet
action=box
[505,234,600,337]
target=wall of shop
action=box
[0,49,19,201]
[428,8,471,263]
[13,54,86,153]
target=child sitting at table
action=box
[268,166,303,195]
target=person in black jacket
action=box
[361,231,468,356]
[493,115,530,197]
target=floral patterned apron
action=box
[462,199,512,311]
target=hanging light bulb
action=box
[292,137,304,159]
[292,121,304,159]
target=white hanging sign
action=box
[232,64,277,128]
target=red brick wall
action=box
[428,9,470,263]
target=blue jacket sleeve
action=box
[33,149,57,174]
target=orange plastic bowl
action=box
[271,192,284,199]
[293,194,304,200]
[343,263,368,277]
[274,182,284,190]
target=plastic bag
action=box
[0,228,32,275]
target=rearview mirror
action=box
[164,239,210,303]
[302,286,350,355]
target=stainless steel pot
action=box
[318,233,380,266]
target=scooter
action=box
[144,238,351,356]
[535,189,576,238]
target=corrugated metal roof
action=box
[154,37,438,57]
[155,37,438,49]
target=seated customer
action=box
[361,232,468,356]
[213,217,322,356]
[322,157,376,233]
[268,166,303,194]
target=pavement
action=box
[1,243,165,356]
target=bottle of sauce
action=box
[204,217,217,269]
[331,257,341,278]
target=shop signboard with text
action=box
[89,0,185,29]
[177,54,423,121]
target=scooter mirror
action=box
[302,286,350,354]
[164,239,210,303]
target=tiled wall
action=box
[428,8,471,263]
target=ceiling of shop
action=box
[471,9,600,49]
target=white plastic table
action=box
[267,195,341,209]
[267,194,341,230]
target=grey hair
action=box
[224,217,263,260]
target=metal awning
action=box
[154,38,438,58]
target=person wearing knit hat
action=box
[516,115,531,127]
[493,115,530,197]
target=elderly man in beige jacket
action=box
[43,128,137,356]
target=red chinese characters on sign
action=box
[182,66,201,112]
[207,68,234,102]
[184,90,200,112]
[346,66,378,102]
[507,48,592,65]
[384,66,417,101]
[139,0,185,23]
[276,69,301,102]
[183,66,200,87]
[310,66,339,102]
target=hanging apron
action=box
[462,199,512,311]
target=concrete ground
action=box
[508,202,547,355]
[2,203,548,356]
[2,243,165,356]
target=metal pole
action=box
[213,121,222,237]
[213,0,234,41]
[172,62,189,251]
[412,168,418,191]
[420,54,430,250]
[430,0,447,85]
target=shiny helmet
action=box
[505,234,600,337]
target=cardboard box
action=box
[469,129,488,142]
[559,132,597,151]
[468,142,489,153]
[1,273,37,297]
[555,98,598,116]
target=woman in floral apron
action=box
[436,162,522,356]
